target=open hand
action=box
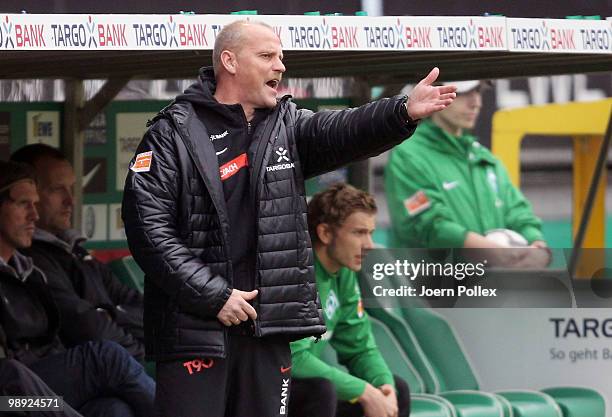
[407,67,457,120]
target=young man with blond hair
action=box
[289,183,410,417]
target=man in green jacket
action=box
[385,80,550,267]
[289,184,409,417]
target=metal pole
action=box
[361,0,383,16]
[569,111,612,277]
[63,79,85,231]
[347,77,372,192]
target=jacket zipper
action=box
[249,106,285,337]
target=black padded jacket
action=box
[0,252,64,367]
[122,67,416,361]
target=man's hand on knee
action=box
[359,383,396,417]
[217,289,258,326]
[379,384,399,417]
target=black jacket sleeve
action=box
[294,95,417,179]
[29,252,145,362]
[122,119,231,320]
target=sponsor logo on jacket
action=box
[220,153,248,181]
[210,130,229,141]
[130,151,153,172]
[267,147,295,172]
[404,190,430,216]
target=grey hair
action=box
[212,20,274,75]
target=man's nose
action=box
[275,58,286,73]
[468,91,482,108]
[64,191,74,208]
[28,203,39,222]
[363,234,375,250]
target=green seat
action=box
[320,317,502,417]
[497,391,562,417]
[541,387,606,417]
[411,394,458,417]
[401,307,479,392]
[358,272,571,417]
[438,391,504,417]
[108,256,145,293]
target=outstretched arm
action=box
[295,68,456,179]
[406,67,457,120]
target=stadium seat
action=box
[400,307,605,417]
[358,270,587,417]
[319,318,504,417]
[108,256,145,293]
[541,387,606,417]
[496,391,562,417]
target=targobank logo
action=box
[276,147,290,162]
[267,147,294,172]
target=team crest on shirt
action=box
[357,299,364,318]
[325,290,339,320]
[486,167,499,194]
[355,283,364,318]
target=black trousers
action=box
[288,375,411,417]
[155,335,292,417]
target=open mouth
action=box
[266,79,279,89]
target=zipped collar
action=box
[418,119,496,164]
[0,250,35,283]
[314,253,340,281]
[176,66,275,128]
[32,228,86,255]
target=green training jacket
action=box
[385,119,543,249]
[290,256,394,401]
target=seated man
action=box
[385,80,550,267]
[289,183,410,417]
[0,357,83,417]
[0,160,154,417]
[11,144,144,361]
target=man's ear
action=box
[316,223,334,246]
[220,50,237,75]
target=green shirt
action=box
[290,256,394,401]
[384,119,543,248]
